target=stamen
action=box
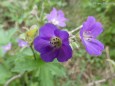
[50,37,62,48]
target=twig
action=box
[87,74,115,86]
[69,25,82,34]
[4,73,23,86]
[105,46,114,86]
[105,46,113,73]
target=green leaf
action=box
[0,28,17,45]
[0,29,8,45]
[47,63,66,77]
[12,56,37,73]
[36,62,66,86]
[0,48,4,57]
[39,66,54,86]
[6,28,17,41]
[0,64,11,84]
[12,49,38,73]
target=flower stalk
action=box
[69,25,82,34]
[30,43,36,60]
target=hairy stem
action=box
[69,25,82,34]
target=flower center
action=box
[52,19,59,25]
[83,31,92,41]
[50,37,62,48]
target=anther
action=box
[50,37,62,48]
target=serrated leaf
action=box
[12,56,37,73]
[37,62,66,86]
[39,66,54,86]
[47,63,66,77]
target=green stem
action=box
[40,1,45,20]
[30,43,36,60]
[69,25,82,34]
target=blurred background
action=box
[0,0,115,86]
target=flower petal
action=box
[39,23,58,38]
[46,8,67,27]
[87,16,96,24]
[40,49,58,62]
[82,16,103,38]
[57,44,72,62]
[54,29,69,44]
[82,16,96,31]
[58,11,68,21]
[18,39,28,48]
[85,39,104,56]
[47,8,57,21]
[58,10,64,17]
[58,22,66,27]
[34,36,53,53]
[90,22,103,37]
[2,43,12,53]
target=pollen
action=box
[50,37,62,48]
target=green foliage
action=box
[0,64,11,84]
[0,28,16,45]
[0,0,115,86]
[0,0,67,86]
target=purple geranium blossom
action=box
[34,23,72,62]
[2,43,12,53]
[18,39,28,48]
[46,8,68,27]
[80,16,104,56]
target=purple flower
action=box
[80,16,104,56]
[18,39,28,48]
[47,8,68,27]
[2,43,12,53]
[34,23,72,62]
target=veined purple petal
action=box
[85,39,104,56]
[82,16,96,31]
[39,23,58,38]
[90,22,103,38]
[57,44,72,62]
[40,49,58,62]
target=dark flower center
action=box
[50,37,62,48]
